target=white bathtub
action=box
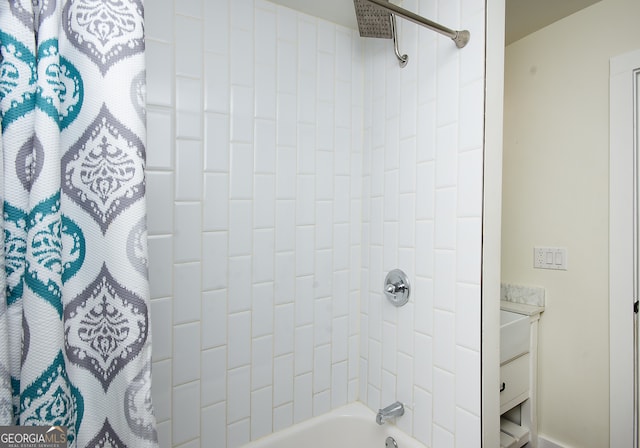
[242,402,427,448]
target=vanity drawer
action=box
[500,353,530,414]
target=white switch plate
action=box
[534,247,568,270]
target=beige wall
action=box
[501,0,640,446]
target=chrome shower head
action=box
[353,0,393,39]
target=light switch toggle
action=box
[534,247,568,270]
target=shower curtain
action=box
[0,1,157,447]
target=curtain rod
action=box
[362,0,470,48]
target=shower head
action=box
[353,0,393,39]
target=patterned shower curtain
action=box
[0,1,157,447]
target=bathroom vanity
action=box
[499,300,544,448]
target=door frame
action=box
[610,48,640,448]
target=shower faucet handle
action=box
[383,269,410,307]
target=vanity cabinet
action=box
[499,301,544,448]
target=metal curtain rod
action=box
[362,0,470,48]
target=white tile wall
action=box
[145,0,484,447]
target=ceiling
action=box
[267,0,601,45]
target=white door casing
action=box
[610,48,640,448]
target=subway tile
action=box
[150,298,172,361]
[252,336,274,390]
[173,323,200,385]
[313,390,331,417]
[230,27,254,87]
[293,372,313,423]
[316,103,334,151]
[146,171,173,235]
[228,312,251,369]
[434,188,457,249]
[331,317,349,364]
[253,229,275,283]
[315,151,333,200]
[456,283,481,351]
[228,256,252,313]
[204,0,229,54]
[416,101,436,162]
[399,137,417,193]
[254,120,277,174]
[227,419,250,448]
[172,381,200,446]
[201,403,226,448]
[145,0,173,42]
[202,231,228,292]
[202,289,227,349]
[331,361,348,408]
[254,174,276,229]
[273,403,293,433]
[176,78,203,139]
[227,366,251,422]
[416,162,435,220]
[148,236,172,299]
[175,140,203,201]
[298,18,317,74]
[230,145,255,195]
[204,53,230,113]
[434,250,456,312]
[204,113,230,172]
[146,107,174,169]
[459,79,484,151]
[175,15,203,78]
[413,276,434,336]
[203,173,229,231]
[252,282,274,337]
[295,226,314,276]
[315,202,333,250]
[313,344,331,393]
[273,354,294,407]
[230,0,254,32]
[457,148,483,217]
[455,346,480,415]
[251,387,274,440]
[255,68,277,121]
[151,360,171,422]
[435,123,458,188]
[296,124,316,173]
[314,251,333,299]
[274,251,295,304]
[229,200,253,256]
[202,346,227,407]
[146,40,174,107]
[173,262,201,324]
[157,422,170,448]
[294,276,313,326]
[414,332,433,392]
[174,203,201,263]
[455,407,481,448]
[314,296,332,345]
[433,367,455,433]
[382,322,397,374]
[255,5,277,65]
[413,387,433,446]
[457,217,482,284]
[433,310,455,373]
[277,40,297,95]
[276,93,296,147]
[317,54,335,105]
[276,6,297,42]
[275,146,296,199]
[274,303,294,356]
[231,87,255,143]
[433,426,454,448]
[294,325,313,375]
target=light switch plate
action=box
[534,247,567,270]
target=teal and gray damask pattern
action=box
[0,1,157,447]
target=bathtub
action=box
[242,402,427,448]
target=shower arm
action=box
[361,0,470,48]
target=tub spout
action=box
[376,401,404,425]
